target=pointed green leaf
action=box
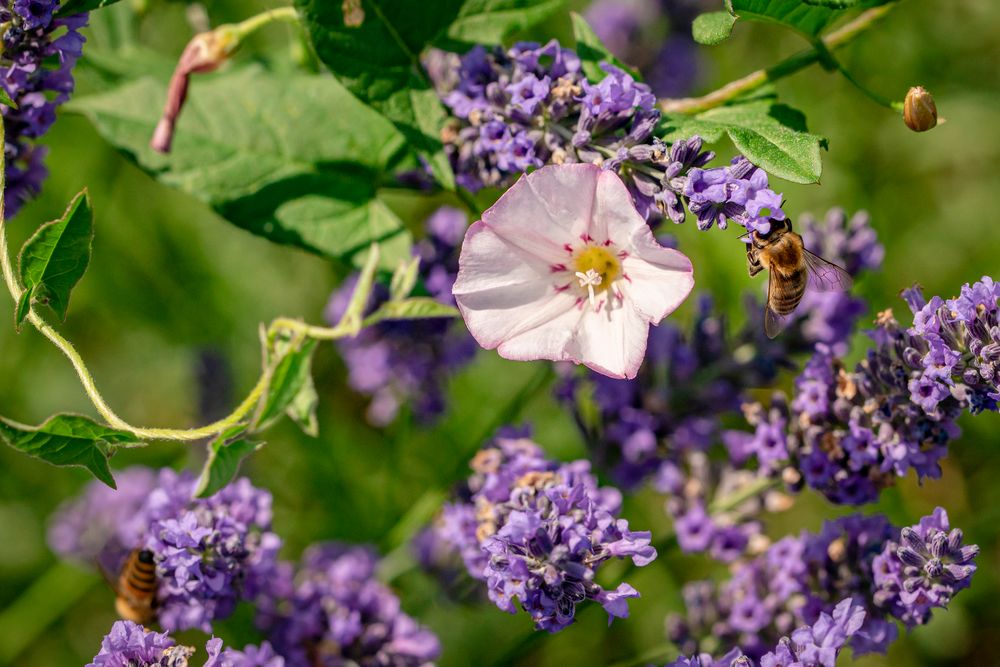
[56,0,123,16]
[17,190,93,322]
[0,87,16,108]
[692,11,738,45]
[294,0,461,190]
[68,68,413,269]
[0,414,141,488]
[570,12,640,82]
[257,338,319,429]
[802,0,860,7]
[730,0,840,36]
[15,288,32,329]
[445,0,566,45]
[729,0,889,37]
[367,297,460,324]
[662,101,825,184]
[285,372,320,437]
[195,427,262,498]
[389,256,421,302]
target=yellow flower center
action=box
[573,245,620,294]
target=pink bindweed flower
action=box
[452,163,694,379]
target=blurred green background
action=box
[1,0,999,664]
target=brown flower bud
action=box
[151,29,239,153]
[903,86,937,133]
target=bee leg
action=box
[747,249,763,277]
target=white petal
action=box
[454,223,579,350]
[574,296,650,379]
[482,163,601,262]
[591,168,648,244]
[622,229,695,322]
[496,299,588,363]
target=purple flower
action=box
[873,508,979,627]
[432,41,780,229]
[507,73,549,115]
[2,2,89,216]
[261,544,440,666]
[328,207,477,425]
[903,277,1000,413]
[667,599,864,667]
[49,467,281,633]
[86,620,192,667]
[205,638,286,667]
[426,431,655,631]
[669,509,975,662]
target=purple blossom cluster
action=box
[731,275,999,504]
[327,206,476,425]
[49,467,282,632]
[87,620,285,667]
[667,509,978,663]
[872,507,979,628]
[433,40,784,231]
[557,210,882,554]
[904,276,1000,414]
[1,0,88,216]
[667,598,867,667]
[260,543,440,667]
[427,432,656,631]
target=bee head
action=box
[137,549,155,564]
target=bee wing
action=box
[803,250,852,293]
[96,541,130,592]
[764,274,793,339]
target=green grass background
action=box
[1,0,999,664]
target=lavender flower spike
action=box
[667,599,866,667]
[262,543,440,666]
[86,620,190,667]
[427,432,656,631]
[1,1,89,216]
[431,40,785,230]
[873,508,980,627]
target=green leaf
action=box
[285,373,320,437]
[570,12,640,82]
[0,414,141,488]
[14,290,31,329]
[662,101,825,184]
[194,427,262,498]
[692,11,738,45]
[445,0,567,45]
[56,0,122,17]
[802,0,860,7]
[0,87,16,108]
[257,338,319,429]
[389,256,421,302]
[367,297,460,324]
[17,190,93,322]
[295,0,461,190]
[729,0,841,37]
[68,68,413,269]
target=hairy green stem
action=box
[0,104,451,443]
[227,6,300,41]
[710,475,783,514]
[658,4,896,114]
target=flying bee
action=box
[99,546,159,625]
[742,218,852,338]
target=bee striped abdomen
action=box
[770,269,808,314]
[114,548,158,623]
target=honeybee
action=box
[742,218,852,338]
[100,547,159,624]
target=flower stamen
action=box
[576,269,603,307]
